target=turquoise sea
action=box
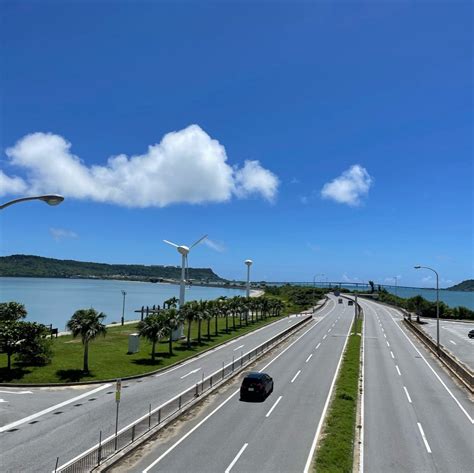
[0,277,245,330]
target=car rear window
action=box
[243,377,261,386]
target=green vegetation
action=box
[0,295,297,384]
[446,279,474,292]
[264,284,326,312]
[374,289,474,321]
[314,317,362,473]
[0,254,224,281]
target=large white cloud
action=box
[321,164,372,206]
[0,170,27,195]
[3,125,279,207]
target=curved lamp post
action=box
[414,265,440,352]
[244,260,253,298]
[0,194,64,210]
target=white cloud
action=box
[4,125,279,207]
[342,273,361,282]
[0,170,27,196]
[49,227,78,241]
[321,164,372,206]
[204,238,226,253]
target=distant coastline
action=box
[446,279,474,292]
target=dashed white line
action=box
[383,334,387,338]
[180,368,201,379]
[417,423,432,453]
[291,370,302,383]
[403,386,412,403]
[395,365,401,376]
[328,328,332,333]
[390,351,395,359]
[449,340,457,345]
[233,344,245,351]
[323,334,327,340]
[305,354,313,363]
[265,395,283,417]
[386,341,390,347]
[225,443,248,473]
[315,343,321,350]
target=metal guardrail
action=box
[403,318,474,393]
[55,315,313,473]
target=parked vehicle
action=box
[468,329,474,339]
[240,372,273,401]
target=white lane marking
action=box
[225,443,248,473]
[417,423,432,453]
[0,399,7,403]
[315,343,321,350]
[381,328,384,332]
[396,365,401,376]
[360,313,366,473]
[383,334,387,338]
[305,354,313,363]
[303,311,353,473]
[265,395,283,418]
[0,383,112,433]
[291,370,302,383]
[0,390,33,394]
[403,386,412,403]
[384,307,474,424]
[323,334,327,340]
[328,328,332,333]
[390,351,395,359]
[449,340,456,345]
[180,368,201,379]
[386,341,390,347]
[233,344,245,351]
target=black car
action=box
[468,329,474,339]
[348,300,354,306]
[240,372,273,401]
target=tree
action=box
[368,281,375,294]
[138,313,166,361]
[66,308,107,372]
[0,302,28,370]
[181,301,198,349]
[16,322,52,366]
[0,301,27,322]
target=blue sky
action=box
[1,1,472,287]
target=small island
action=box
[446,279,474,292]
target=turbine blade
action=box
[163,239,179,248]
[189,234,208,249]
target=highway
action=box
[360,298,473,473]
[418,318,474,369]
[111,296,352,473]
[0,301,334,473]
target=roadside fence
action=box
[55,315,313,473]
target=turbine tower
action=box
[163,234,208,307]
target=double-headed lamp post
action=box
[121,290,127,326]
[414,265,440,352]
[244,260,253,298]
[0,194,64,210]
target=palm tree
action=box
[164,297,179,310]
[162,309,181,356]
[137,313,166,361]
[66,308,107,373]
[181,301,198,349]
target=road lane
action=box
[1,300,335,472]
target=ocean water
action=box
[0,277,246,330]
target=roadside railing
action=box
[55,315,313,473]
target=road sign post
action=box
[114,379,121,450]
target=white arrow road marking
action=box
[180,368,201,379]
[0,390,33,394]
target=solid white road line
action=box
[0,383,112,432]
[0,390,33,394]
[291,370,302,383]
[180,368,201,379]
[265,395,283,418]
[395,365,401,376]
[390,351,395,359]
[403,386,412,403]
[225,443,248,473]
[384,307,474,424]
[303,312,353,473]
[233,344,245,351]
[305,354,313,363]
[417,423,432,453]
[360,312,366,473]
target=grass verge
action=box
[0,301,308,384]
[314,315,362,473]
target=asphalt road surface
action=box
[0,302,334,473]
[360,298,473,473]
[111,296,352,473]
[419,318,474,369]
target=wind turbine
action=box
[163,234,208,307]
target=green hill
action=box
[0,254,225,282]
[446,279,474,292]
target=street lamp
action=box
[121,290,127,326]
[414,265,440,352]
[0,194,64,210]
[244,260,253,298]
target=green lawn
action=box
[314,316,362,473]
[0,313,291,384]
